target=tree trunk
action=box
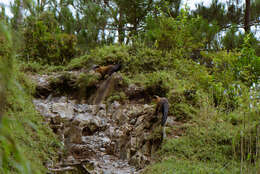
[118,9,125,44]
[244,0,250,33]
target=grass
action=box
[142,102,260,173]
[19,60,65,74]
[1,59,61,173]
[143,157,242,174]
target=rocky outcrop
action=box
[32,72,178,173]
[33,94,176,173]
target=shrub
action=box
[145,9,204,56]
[68,44,173,74]
[107,92,127,104]
[22,12,78,65]
[66,55,94,70]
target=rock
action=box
[64,125,82,144]
[33,101,54,117]
[126,84,145,100]
[135,115,145,126]
[166,116,176,127]
[143,132,150,141]
[141,142,151,156]
[33,86,161,172]
[57,96,68,103]
[52,102,74,119]
[74,104,92,113]
[129,118,137,125]
[50,115,63,124]
[120,123,132,136]
[98,104,106,111]
[105,126,116,138]
[129,151,150,168]
[130,137,137,149]
[97,109,106,118]
[106,141,116,155]
[100,136,111,145]
[115,129,124,138]
[74,113,107,130]
[143,104,151,110]
[75,103,107,114]
[108,101,121,114]
[135,123,145,136]
[112,108,128,125]
[32,75,52,97]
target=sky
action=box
[0,0,220,16]
[0,0,259,37]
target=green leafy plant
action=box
[23,12,78,65]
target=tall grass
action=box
[0,22,60,174]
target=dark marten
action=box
[153,95,169,126]
[153,95,169,139]
[93,64,121,79]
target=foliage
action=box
[66,54,94,70]
[143,157,241,174]
[235,34,260,87]
[145,9,204,54]
[22,12,78,65]
[0,22,60,174]
[2,0,259,173]
[74,72,100,101]
[107,91,127,104]
[192,0,260,33]
[19,61,65,74]
[67,44,173,74]
[143,102,259,173]
[222,25,244,51]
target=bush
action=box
[69,44,183,76]
[145,9,204,56]
[23,12,78,65]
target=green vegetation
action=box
[0,23,60,173]
[22,12,78,65]
[63,35,259,173]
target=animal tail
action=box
[161,102,169,126]
[113,64,121,72]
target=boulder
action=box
[73,113,107,131]
[108,101,121,114]
[74,104,93,113]
[52,102,74,119]
[126,84,145,100]
[112,108,128,125]
[33,100,54,117]
[129,151,150,168]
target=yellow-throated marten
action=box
[153,95,169,139]
[153,95,169,126]
[93,64,121,78]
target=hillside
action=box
[1,37,260,174]
[0,1,259,173]
[20,44,259,173]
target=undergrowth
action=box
[0,23,60,173]
[17,32,259,174]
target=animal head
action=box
[152,95,160,103]
[93,65,102,73]
[92,65,100,70]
